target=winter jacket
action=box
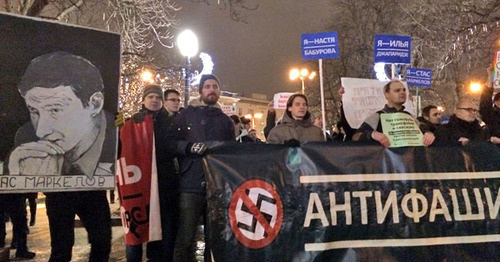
[337,102,357,141]
[132,107,178,192]
[264,110,276,139]
[266,110,325,144]
[417,117,440,134]
[434,115,489,146]
[480,87,500,137]
[165,99,234,194]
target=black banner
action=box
[204,142,499,261]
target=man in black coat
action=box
[124,85,180,261]
[434,100,489,146]
[480,65,500,145]
[166,74,234,262]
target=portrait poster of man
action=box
[0,12,120,193]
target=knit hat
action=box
[198,74,221,93]
[142,85,163,100]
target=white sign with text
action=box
[273,92,294,109]
[340,77,415,129]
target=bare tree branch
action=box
[26,0,48,16]
[190,0,258,23]
[56,0,83,21]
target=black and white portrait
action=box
[0,13,120,192]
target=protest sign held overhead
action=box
[301,31,339,60]
[406,68,432,88]
[374,34,411,64]
[273,92,294,109]
[340,78,415,129]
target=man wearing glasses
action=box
[164,89,181,116]
[434,100,489,145]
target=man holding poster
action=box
[118,85,179,261]
[353,80,435,147]
[7,51,114,261]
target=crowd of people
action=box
[2,64,498,261]
[114,69,499,262]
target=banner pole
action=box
[319,59,326,135]
[416,86,421,117]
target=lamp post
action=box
[290,68,316,94]
[177,29,199,107]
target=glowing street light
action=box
[140,69,154,83]
[469,81,482,93]
[177,29,199,107]
[290,68,316,94]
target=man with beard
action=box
[166,74,234,262]
[353,80,435,147]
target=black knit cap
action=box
[198,74,221,93]
[142,84,163,100]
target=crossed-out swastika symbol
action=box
[236,188,277,237]
[229,180,283,249]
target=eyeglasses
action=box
[166,98,181,102]
[458,107,478,113]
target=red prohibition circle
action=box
[228,179,283,249]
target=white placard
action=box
[340,77,415,129]
[273,92,294,109]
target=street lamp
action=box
[177,29,199,107]
[290,68,316,94]
[140,69,154,83]
[469,81,482,94]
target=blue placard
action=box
[301,31,339,60]
[406,68,432,88]
[374,35,411,64]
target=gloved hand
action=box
[132,111,146,123]
[284,139,301,147]
[188,142,207,156]
[114,111,125,128]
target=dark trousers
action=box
[46,191,111,262]
[26,193,37,225]
[173,192,209,262]
[126,191,179,262]
[0,194,29,250]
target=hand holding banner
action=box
[116,114,162,245]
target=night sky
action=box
[177,0,333,100]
